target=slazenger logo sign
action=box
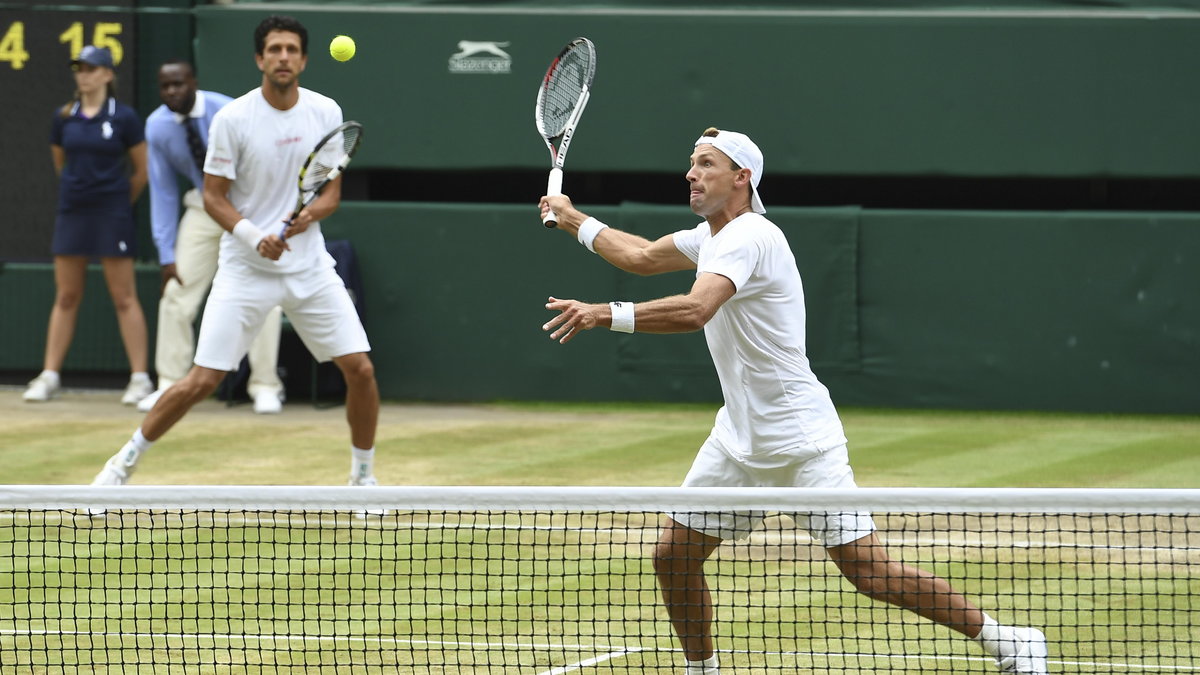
[448,40,512,74]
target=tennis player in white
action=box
[539,128,1048,674]
[90,15,381,491]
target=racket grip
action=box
[543,167,563,228]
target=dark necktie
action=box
[183,117,206,171]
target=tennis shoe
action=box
[349,474,387,516]
[87,450,134,517]
[91,456,131,487]
[121,377,155,406]
[23,372,61,402]
[136,387,167,412]
[994,626,1048,674]
[253,389,283,414]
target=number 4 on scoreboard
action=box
[0,21,30,70]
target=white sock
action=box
[351,446,375,480]
[116,428,154,467]
[975,613,1008,658]
[684,655,719,674]
[130,371,151,384]
[40,370,61,387]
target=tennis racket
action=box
[535,37,596,228]
[282,120,364,237]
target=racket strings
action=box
[538,48,593,136]
[299,128,361,192]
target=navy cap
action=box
[71,46,114,69]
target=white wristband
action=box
[609,301,635,333]
[577,217,609,253]
[231,219,266,251]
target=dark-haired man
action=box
[92,16,381,494]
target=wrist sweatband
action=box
[231,219,266,251]
[609,301,635,333]
[577,217,609,253]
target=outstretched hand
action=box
[542,296,602,344]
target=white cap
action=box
[694,129,765,214]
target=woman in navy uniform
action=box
[24,46,153,405]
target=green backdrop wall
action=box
[192,4,1200,177]
[3,204,1197,414]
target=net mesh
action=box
[537,41,594,137]
[2,487,1198,673]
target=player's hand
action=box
[256,234,290,261]
[159,263,182,295]
[538,195,586,231]
[281,208,315,240]
[543,296,601,344]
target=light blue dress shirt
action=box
[144,90,233,265]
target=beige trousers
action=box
[154,189,283,397]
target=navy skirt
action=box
[53,194,137,258]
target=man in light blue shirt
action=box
[142,60,284,414]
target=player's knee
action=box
[652,541,697,577]
[179,368,223,398]
[841,565,891,599]
[339,354,375,383]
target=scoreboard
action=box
[0,1,136,261]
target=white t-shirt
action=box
[673,213,847,463]
[205,87,340,274]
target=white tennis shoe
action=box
[23,372,61,402]
[253,389,283,414]
[994,626,1049,674]
[87,444,140,517]
[121,377,155,406]
[91,457,131,487]
[349,474,387,516]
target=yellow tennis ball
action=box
[330,35,356,62]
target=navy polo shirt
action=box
[50,97,144,210]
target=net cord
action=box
[3,486,1198,513]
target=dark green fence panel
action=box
[195,5,1200,177]
[827,210,1200,413]
[4,205,1197,414]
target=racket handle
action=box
[543,167,563,228]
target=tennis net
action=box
[2,486,1198,673]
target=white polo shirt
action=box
[673,213,847,464]
[205,87,341,275]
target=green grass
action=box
[4,400,1200,488]
[2,400,1199,672]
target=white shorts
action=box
[194,262,370,371]
[671,438,877,547]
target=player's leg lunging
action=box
[654,518,723,674]
[91,365,225,487]
[828,533,1049,674]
